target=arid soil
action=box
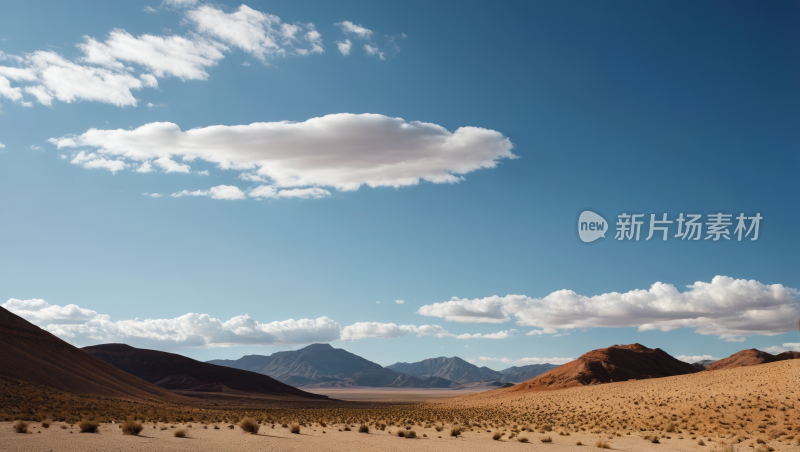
[306,384,495,402]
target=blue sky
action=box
[0,0,798,369]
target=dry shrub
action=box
[576,441,583,445]
[397,430,405,437]
[239,417,259,434]
[320,421,327,427]
[435,425,443,432]
[596,440,611,448]
[174,428,187,438]
[650,435,660,444]
[359,424,369,433]
[41,420,50,428]
[12,421,29,433]
[214,424,220,429]
[493,432,502,440]
[699,439,706,445]
[407,430,417,438]
[79,420,99,433]
[451,426,462,437]
[344,424,351,431]
[290,424,300,434]
[541,435,553,442]
[518,436,529,442]
[121,420,143,435]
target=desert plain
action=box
[2,359,797,452]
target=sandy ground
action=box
[0,421,765,452]
[305,385,494,402]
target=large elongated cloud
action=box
[417,276,800,338]
[2,299,509,349]
[49,113,516,192]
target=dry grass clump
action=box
[595,440,611,448]
[12,420,29,433]
[79,420,99,433]
[518,436,529,442]
[290,423,301,434]
[493,432,503,440]
[41,420,50,428]
[450,426,462,437]
[239,417,259,434]
[358,424,369,433]
[406,430,417,438]
[121,419,143,435]
[540,435,553,442]
[397,430,405,437]
[173,428,187,437]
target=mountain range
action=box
[386,357,558,383]
[208,343,463,388]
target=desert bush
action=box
[493,432,502,440]
[359,424,369,433]
[451,426,462,437]
[174,429,186,437]
[79,420,99,433]
[435,425,443,432]
[12,421,29,433]
[397,430,405,437]
[228,424,234,429]
[239,417,259,434]
[756,438,766,444]
[60,424,67,430]
[576,441,583,445]
[595,440,611,448]
[344,424,351,431]
[214,424,220,429]
[121,420,143,435]
[320,421,327,427]
[541,435,553,442]
[41,420,50,428]
[518,436,529,442]
[650,435,660,444]
[407,430,417,438]
[290,424,300,434]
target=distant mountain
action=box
[387,357,503,382]
[0,306,179,402]
[209,343,462,388]
[706,349,799,372]
[507,343,700,393]
[83,343,327,399]
[499,363,560,382]
[690,359,717,370]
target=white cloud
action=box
[417,276,800,338]
[144,6,158,14]
[79,29,226,80]
[479,356,575,366]
[29,145,43,151]
[3,298,462,348]
[172,184,246,200]
[675,354,720,363]
[142,192,162,198]
[51,114,516,191]
[2,298,98,325]
[163,0,197,7]
[722,336,746,343]
[136,161,154,173]
[70,151,127,173]
[186,5,323,61]
[0,142,5,149]
[335,39,352,56]
[196,170,209,176]
[364,44,385,60]
[455,329,517,339]
[276,187,330,199]
[760,342,800,355]
[335,21,373,40]
[394,300,405,305]
[154,156,191,173]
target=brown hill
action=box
[0,306,180,401]
[83,343,328,399]
[775,351,800,361]
[508,343,699,393]
[705,349,775,371]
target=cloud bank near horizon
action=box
[417,276,800,339]
[1,298,515,349]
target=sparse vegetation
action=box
[541,435,552,442]
[595,440,610,448]
[493,432,502,440]
[518,436,529,442]
[406,430,416,438]
[358,424,369,433]
[121,419,143,435]
[174,428,186,437]
[79,420,99,433]
[450,426,462,437]
[290,423,300,434]
[239,417,259,434]
[12,421,29,433]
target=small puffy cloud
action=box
[196,170,209,176]
[364,44,384,60]
[722,336,746,343]
[340,322,455,341]
[675,354,720,363]
[154,157,191,173]
[163,0,197,7]
[143,6,158,14]
[71,151,127,173]
[186,5,323,61]
[335,21,373,40]
[417,276,800,338]
[172,185,246,200]
[2,298,98,325]
[52,114,516,192]
[0,142,5,149]
[479,356,574,366]
[760,342,800,355]
[455,329,517,339]
[394,300,405,305]
[136,161,154,173]
[335,39,352,56]
[29,145,43,151]
[142,192,162,198]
